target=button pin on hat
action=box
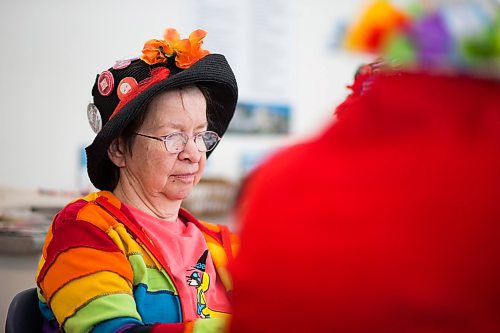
[87,103,102,134]
[113,59,132,70]
[117,77,139,101]
[97,70,114,96]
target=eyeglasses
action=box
[135,131,220,153]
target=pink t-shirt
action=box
[124,204,231,321]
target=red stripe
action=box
[219,224,234,262]
[38,211,121,284]
[50,199,87,232]
[150,323,185,333]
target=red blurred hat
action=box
[230,71,500,333]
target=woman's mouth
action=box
[173,173,196,182]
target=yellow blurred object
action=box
[343,0,408,53]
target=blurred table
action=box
[0,186,80,254]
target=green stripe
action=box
[128,254,147,286]
[63,292,141,333]
[37,287,46,303]
[146,267,177,292]
[193,317,227,333]
[128,254,177,293]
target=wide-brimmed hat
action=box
[85,28,238,191]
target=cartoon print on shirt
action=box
[186,249,228,319]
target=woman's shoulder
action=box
[52,191,122,230]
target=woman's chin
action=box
[164,187,193,202]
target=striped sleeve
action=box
[36,200,142,333]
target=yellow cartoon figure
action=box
[186,250,229,319]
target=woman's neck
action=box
[113,181,181,222]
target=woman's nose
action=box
[178,137,202,162]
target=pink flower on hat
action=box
[141,28,210,69]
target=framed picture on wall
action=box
[227,102,291,134]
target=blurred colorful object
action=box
[344,0,408,52]
[343,0,500,77]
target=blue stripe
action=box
[39,300,55,320]
[133,283,182,323]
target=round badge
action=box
[87,103,102,134]
[97,70,114,96]
[113,59,131,70]
[117,77,139,100]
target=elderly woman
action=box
[36,28,238,333]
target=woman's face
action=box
[124,86,208,202]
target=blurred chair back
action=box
[5,287,43,333]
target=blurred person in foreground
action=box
[36,27,238,333]
[229,1,500,332]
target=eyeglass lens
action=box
[165,132,219,153]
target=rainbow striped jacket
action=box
[36,191,238,333]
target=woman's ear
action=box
[107,137,127,168]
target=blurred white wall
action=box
[0,0,372,191]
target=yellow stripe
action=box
[206,242,232,291]
[110,224,147,257]
[36,255,46,281]
[200,220,220,232]
[82,191,121,208]
[82,191,100,202]
[138,239,163,268]
[50,270,132,324]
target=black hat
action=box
[194,250,209,272]
[85,29,238,191]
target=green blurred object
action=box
[384,33,417,66]
[406,1,424,19]
[460,14,500,71]
[462,15,500,59]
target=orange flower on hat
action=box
[141,39,173,65]
[141,28,210,69]
[173,29,210,69]
[163,28,180,46]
